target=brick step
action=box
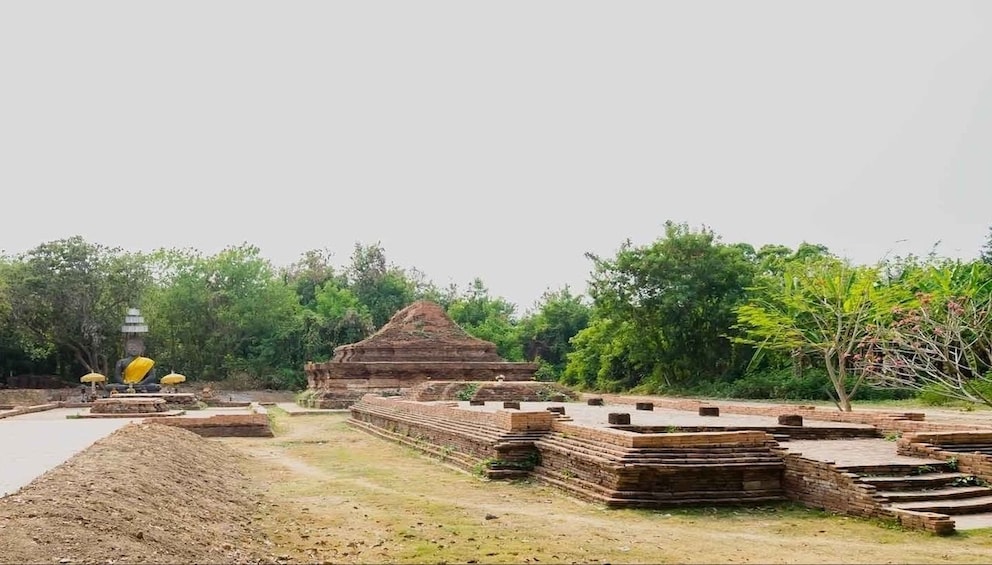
[537,436,781,467]
[890,495,992,515]
[617,456,784,466]
[937,445,992,454]
[540,434,779,460]
[878,486,992,502]
[839,463,953,476]
[537,435,633,459]
[860,472,968,490]
[605,487,786,502]
[531,469,786,508]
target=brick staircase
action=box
[842,462,992,526]
[532,431,786,508]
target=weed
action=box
[456,383,480,401]
[950,475,988,487]
[946,457,959,472]
[884,431,901,442]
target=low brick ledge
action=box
[0,403,59,419]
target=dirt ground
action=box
[3,409,992,564]
[0,423,267,564]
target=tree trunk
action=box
[824,354,853,412]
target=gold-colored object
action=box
[123,356,155,383]
[80,372,106,394]
[160,373,186,386]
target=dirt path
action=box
[223,411,992,564]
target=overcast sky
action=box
[2,2,990,311]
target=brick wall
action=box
[149,414,273,437]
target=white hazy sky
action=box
[2,2,990,312]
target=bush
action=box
[687,368,914,402]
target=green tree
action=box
[571,222,756,391]
[735,258,905,411]
[2,237,150,378]
[562,316,647,391]
[860,260,992,406]
[518,286,591,378]
[144,244,301,385]
[313,280,374,349]
[447,278,523,360]
[282,248,341,310]
[347,242,415,328]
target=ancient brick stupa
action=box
[303,300,537,408]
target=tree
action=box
[572,222,756,391]
[447,278,523,360]
[313,281,374,349]
[282,248,341,310]
[735,258,903,411]
[144,244,301,384]
[518,286,591,378]
[347,242,414,328]
[859,261,992,406]
[2,237,150,378]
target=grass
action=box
[224,413,992,564]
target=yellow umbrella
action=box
[80,372,106,394]
[160,372,186,391]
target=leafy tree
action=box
[572,222,756,391]
[518,286,591,378]
[447,278,523,360]
[735,258,905,411]
[2,237,150,378]
[860,260,992,406]
[313,280,374,349]
[144,244,301,384]
[282,248,341,309]
[562,316,647,391]
[347,242,415,328]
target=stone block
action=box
[608,412,631,425]
[503,401,520,409]
[778,414,803,426]
[698,406,720,417]
[635,402,654,411]
[587,398,604,406]
[547,406,565,415]
[469,399,485,406]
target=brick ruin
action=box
[347,394,992,534]
[349,396,786,507]
[303,301,537,408]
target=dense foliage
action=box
[2,224,990,411]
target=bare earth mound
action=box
[0,423,264,564]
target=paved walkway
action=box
[782,438,944,467]
[0,404,274,499]
[274,402,347,415]
[0,409,131,497]
[453,400,872,430]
